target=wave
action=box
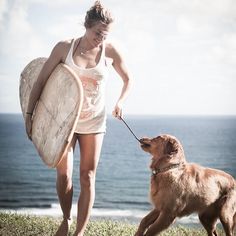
[0,203,200,225]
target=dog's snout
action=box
[143,143,151,147]
[139,138,151,147]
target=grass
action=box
[0,212,227,236]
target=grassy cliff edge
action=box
[0,212,226,236]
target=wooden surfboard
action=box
[20,57,83,167]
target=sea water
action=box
[0,114,235,225]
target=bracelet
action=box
[26,112,33,115]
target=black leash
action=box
[119,116,142,143]
[119,116,151,147]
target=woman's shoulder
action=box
[51,39,74,62]
[55,38,74,50]
[105,41,116,52]
[105,40,123,61]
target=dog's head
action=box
[140,134,186,169]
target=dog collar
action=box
[151,163,183,176]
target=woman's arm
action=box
[106,43,133,119]
[25,41,69,139]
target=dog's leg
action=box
[219,194,236,236]
[198,211,218,236]
[220,219,234,236]
[143,212,175,236]
[233,213,236,235]
[220,213,234,236]
[135,209,160,236]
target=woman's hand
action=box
[112,103,123,119]
[25,114,33,141]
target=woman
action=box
[25,1,132,236]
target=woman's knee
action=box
[57,162,73,186]
[56,147,74,177]
[80,169,96,189]
[57,171,73,190]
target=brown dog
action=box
[135,134,236,236]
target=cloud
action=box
[27,0,90,7]
[46,15,85,40]
[104,0,236,115]
[0,0,8,30]
[0,0,235,114]
[0,0,96,61]
[0,1,45,61]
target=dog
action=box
[135,134,236,236]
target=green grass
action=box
[0,212,226,236]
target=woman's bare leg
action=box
[55,135,77,236]
[73,133,104,236]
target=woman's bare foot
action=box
[73,230,84,236]
[54,217,73,236]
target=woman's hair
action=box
[84,1,114,28]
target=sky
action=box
[0,0,236,115]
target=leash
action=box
[119,116,142,144]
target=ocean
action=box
[0,114,235,226]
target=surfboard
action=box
[20,57,83,168]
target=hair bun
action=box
[94,1,103,10]
[84,1,114,28]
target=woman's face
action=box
[85,22,111,47]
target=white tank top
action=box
[65,38,108,134]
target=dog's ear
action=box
[164,139,179,156]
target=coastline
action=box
[0,205,201,227]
